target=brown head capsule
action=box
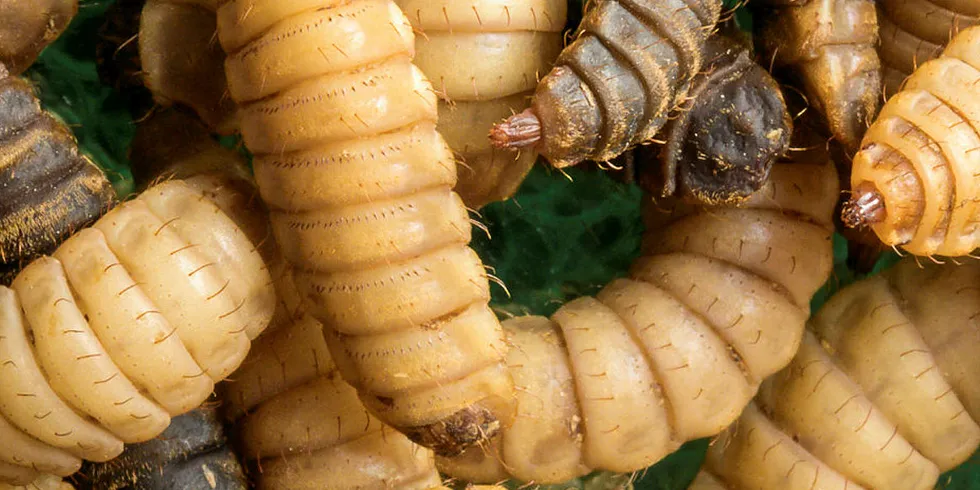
[0,64,116,285]
[489,0,725,168]
[0,0,77,75]
[842,26,980,257]
[699,257,980,489]
[752,0,882,151]
[214,0,514,456]
[878,0,979,97]
[636,31,792,205]
[438,156,838,484]
[396,0,566,209]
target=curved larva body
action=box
[215,0,514,456]
[697,258,980,490]
[753,0,881,150]
[878,0,979,96]
[438,161,839,484]
[0,69,116,285]
[0,180,274,485]
[492,0,724,168]
[0,0,76,75]
[223,267,443,490]
[395,0,566,208]
[843,26,980,257]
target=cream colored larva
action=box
[214,0,514,456]
[439,158,838,484]
[697,257,980,490]
[0,180,274,485]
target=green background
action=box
[31,0,979,488]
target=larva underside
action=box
[438,159,838,484]
[878,0,979,97]
[396,0,566,209]
[0,66,116,286]
[697,257,980,490]
[752,0,882,151]
[215,0,514,456]
[0,180,274,485]
[842,26,980,257]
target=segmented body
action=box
[215,0,514,456]
[493,0,723,168]
[753,0,881,150]
[0,0,77,75]
[843,26,980,257]
[438,161,838,484]
[396,0,566,208]
[0,474,71,490]
[878,0,980,96]
[697,258,980,490]
[0,67,116,285]
[77,407,247,490]
[0,180,274,485]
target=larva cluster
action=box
[0,65,116,285]
[215,0,514,456]
[490,0,724,168]
[438,160,838,484]
[696,257,980,490]
[842,26,980,257]
[395,0,566,208]
[0,178,274,485]
[752,0,881,150]
[0,0,77,75]
[878,0,979,96]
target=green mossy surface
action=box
[33,1,978,489]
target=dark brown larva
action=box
[752,0,881,151]
[636,31,792,205]
[877,0,979,96]
[0,64,116,285]
[75,406,247,490]
[489,0,724,168]
[696,258,980,490]
[0,0,77,75]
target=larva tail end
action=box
[489,109,541,150]
[403,406,501,458]
[842,183,886,229]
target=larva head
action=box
[643,34,792,204]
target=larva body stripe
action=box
[0,74,116,285]
[216,0,513,456]
[398,0,565,208]
[877,0,979,96]
[0,181,274,484]
[753,0,881,150]
[699,258,980,490]
[438,161,839,484]
[522,0,722,167]
[844,26,980,257]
